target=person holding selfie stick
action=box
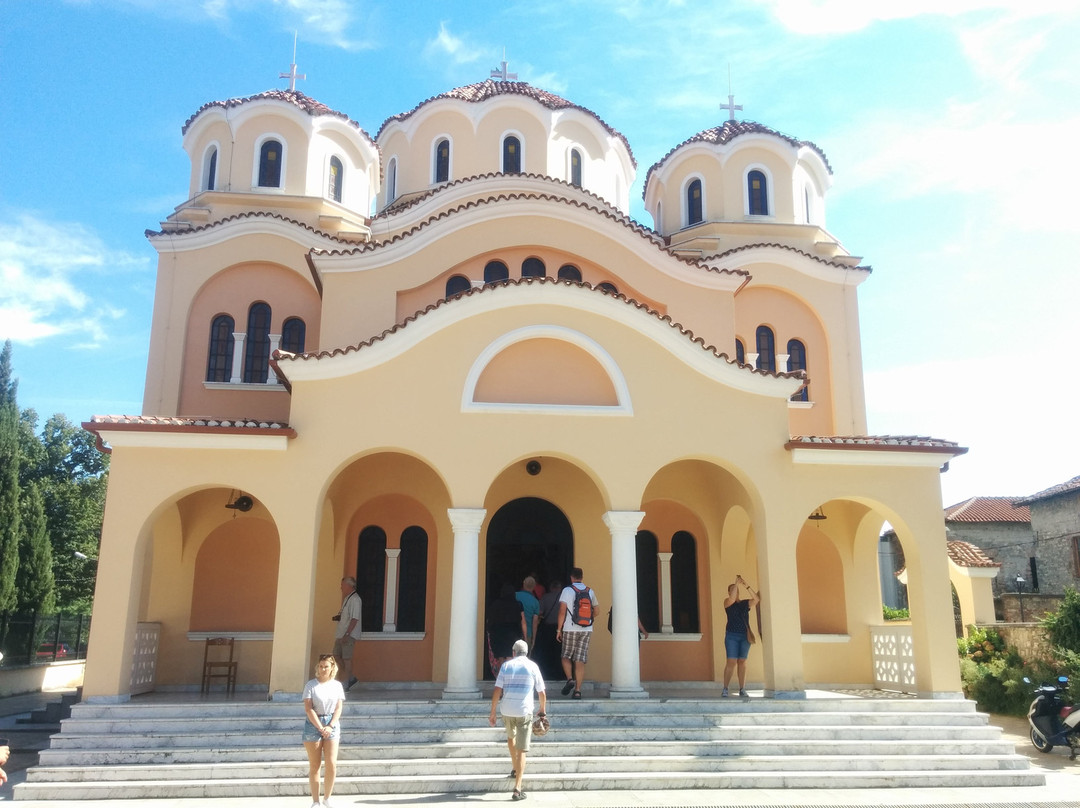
[722,574,760,698]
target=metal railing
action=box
[0,612,91,667]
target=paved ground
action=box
[0,691,1077,806]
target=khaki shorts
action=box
[502,714,533,751]
[333,636,356,663]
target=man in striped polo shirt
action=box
[488,639,547,800]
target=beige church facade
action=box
[84,78,966,702]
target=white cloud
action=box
[425,21,484,65]
[191,0,371,51]
[0,214,147,348]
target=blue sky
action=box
[1,0,1077,506]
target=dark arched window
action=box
[748,169,768,215]
[328,156,343,203]
[755,325,775,372]
[387,158,397,202]
[735,338,745,364]
[787,338,808,401]
[636,531,660,634]
[502,136,521,174]
[558,265,582,282]
[484,260,509,284]
[521,257,546,278]
[258,140,282,188]
[398,526,429,632]
[671,531,700,633]
[686,179,702,225]
[205,147,217,192]
[445,275,471,298]
[206,315,234,382]
[357,526,387,632]
[243,302,272,383]
[435,139,450,183]
[570,149,582,187]
[281,317,305,354]
[597,282,618,294]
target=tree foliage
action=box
[0,341,21,612]
[17,482,55,614]
[1041,588,1080,653]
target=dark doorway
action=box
[484,497,573,679]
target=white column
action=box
[443,508,486,699]
[267,334,282,384]
[229,332,246,384]
[383,548,401,632]
[777,353,790,373]
[746,352,759,369]
[658,552,674,634]
[605,510,648,699]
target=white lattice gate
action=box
[870,624,916,694]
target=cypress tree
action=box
[17,481,55,614]
[0,340,21,612]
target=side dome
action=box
[643,120,832,237]
[374,79,636,214]
[179,90,380,228]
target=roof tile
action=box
[945,496,1030,523]
[1015,474,1080,506]
[947,540,1001,568]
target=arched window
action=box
[204,147,218,192]
[787,338,808,401]
[748,169,768,215]
[686,178,703,225]
[435,139,450,183]
[397,526,429,632]
[670,531,700,633]
[258,139,283,188]
[328,156,343,203]
[281,317,305,354]
[387,157,397,203]
[636,531,660,634]
[502,136,521,174]
[445,275,471,298]
[804,186,812,224]
[597,281,618,294]
[243,302,272,383]
[755,325,775,372]
[206,315,234,382]
[570,148,582,187]
[484,260,509,284]
[521,257,546,278]
[654,202,663,234]
[557,264,582,282]
[735,338,745,364]
[357,526,387,632]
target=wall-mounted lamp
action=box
[225,493,254,512]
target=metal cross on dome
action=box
[280,32,307,92]
[719,93,742,121]
[491,49,517,81]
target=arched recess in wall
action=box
[190,516,280,631]
[796,521,847,634]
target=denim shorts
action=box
[724,632,751,660]
[302,714,339,743]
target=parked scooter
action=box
[1025,675,1080,759]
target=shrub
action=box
[957,625,1009,664]
[1042,588,1080,652]
[882,605,909,621]
[958,654,1061,716]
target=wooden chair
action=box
[201,637,238,695]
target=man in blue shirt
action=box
[489,639,547,800]
[515,576,541,649]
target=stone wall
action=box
[989,623,1053,663]
[946,521,1031,597]
[997,592,1061,624]
[1028,491,1080,596]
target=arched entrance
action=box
[483,497,574,678]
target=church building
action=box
[83,68,966,701]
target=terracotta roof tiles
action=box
[86,415,292,430]
[786,435,966,454]
[705,243,871,274]
[644,120,832,198]
[947,540,1001,569]
[945,496,1030,523]
[1015,474,1080,506]
[376,80,635,167]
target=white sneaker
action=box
[322,800,335,808]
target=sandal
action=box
[508,769,516,778]
[572,690,582,699]
[512,789,527,800]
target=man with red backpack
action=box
[555,567,599,700]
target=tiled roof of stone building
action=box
[376,80,636,167]
[1014,474,1080,507]
[945,496,1031,523]
[946,540,1001,568]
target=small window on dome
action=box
[281,317,306,354]
[735,338,745,364]
[558,265,581,282]
[435,139,450,183]
[755,325,775,372]
[787,338,808,401]
[204,147,217,192]
[597,282,618,294]
[686,179,702,225]
[503,136,521,174]
[445,275,471,298]
[521,257,546,278]
[258,140,282,188]
[484,260,509,284]
[387,158,398,203]
[570,148,582,187]
[748,170,768,216]
[329,156,343,203]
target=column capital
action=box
[602,510,645,534]
[448,508,487,532]
[385,548,402,559]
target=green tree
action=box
[1042,588,1080,653]
[0,340,21,611]
[16,481,55,614]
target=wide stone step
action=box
[14,768,1046,801]
[35,735,1020,766]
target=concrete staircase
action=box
[14,691,1042,800]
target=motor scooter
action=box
[1024,675,1080,759]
